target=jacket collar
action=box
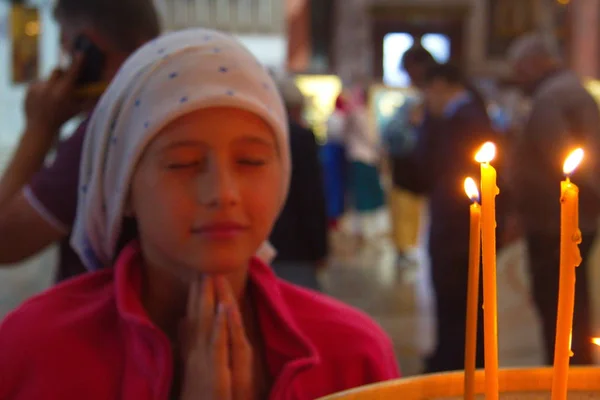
[113,241,320,376]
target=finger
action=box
[216,278,250,358]
[215,276,236,307]
[180,277,202,356]
[228,304,253,397]
[211,303,230,378]
[227,304,250,355]
[216,278,253,397]
[199,276,215,342]
[47,68,63,83]
[63,53,85,86]
[186,278,200,319]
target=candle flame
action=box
[563,148,584,175]
[475,142,497,163]
[592,337,600,347]
[464,177,480,202]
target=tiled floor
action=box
[2,214,600,377]
[321,232,545,376]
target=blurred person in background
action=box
[269,77,328,291]
[402,45,438,89]
[322,94,349,231]
[0,0,161,282]
[382,95,424,267]
[345,85,386,244]
[395,63,496,372]
[384,46,438,267]
[507,33,600,365]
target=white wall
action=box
[0,2,60,149]
[236,34,287,71]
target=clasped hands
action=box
[180,276,254,400]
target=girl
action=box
[0,29,399,399]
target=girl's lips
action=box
[191,222,248,239]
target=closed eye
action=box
[167,161,201,169]
[238,159,266,166]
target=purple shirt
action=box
[23,120,88,282]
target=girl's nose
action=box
[197,155,240,208]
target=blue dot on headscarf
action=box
[204,35,212,41]
[219,66,228,73]
[109,120,117,131]
[180,96,188,103]
[169,72,178,79]
[158,48,165,54]
[144,121,150,128]
[81,185,88,194]
[110,135,117,144]
[226,90,235,96]
[135,99,141,107]
[213,48,221,53]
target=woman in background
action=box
[382,94,424,267]
[322,94,349,230]
[345,87,386,242]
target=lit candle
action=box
[551,148,584,400]
[475,142,499,400]
[464,177,481,400]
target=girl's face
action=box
[129,107,283,276]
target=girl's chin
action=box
[186,256,252,276]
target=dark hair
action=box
[424,63,464,85]
[54,0,161,53]
[425,63,488,111]
[400,45,437,70]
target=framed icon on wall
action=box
[486,0,536,58]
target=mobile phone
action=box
[73,34,106,85]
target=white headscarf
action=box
[71,28,290,271]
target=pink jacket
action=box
[0,243,400,399]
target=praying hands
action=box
[180,276,254,400]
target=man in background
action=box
[385,45,438,266]
[269,77,328,291]
[507,33,600,365]
[398,63,494,372]
[0,0,161,281]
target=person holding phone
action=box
[0,0,161,281]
